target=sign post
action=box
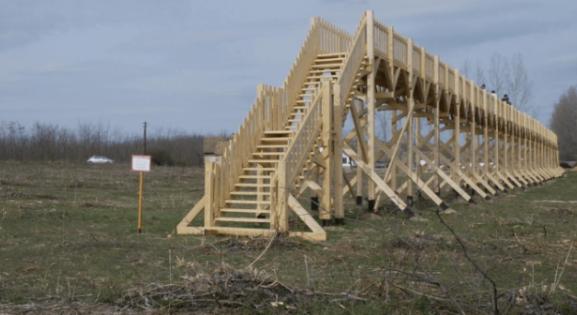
[132,155,151,233]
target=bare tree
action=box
[461,53,533,114]
[506,54,532,112]
[487,53,510,97]
[550,86,577,161]
[0,121,205,166]
[487,53,533,113]
[475,63,486,88]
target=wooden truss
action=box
[177,11,564,241]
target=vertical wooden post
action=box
[276,165,288,233]
[320,78,333,223]
[355,99,364,205]
[504,104,510,180]
[494,95,500,180]
[257,164,264,212]
[333,84,344,223]
[470,83,477,179]
[391,111,398,191]
[415,116,422,199]
[407,101,415,203]
[522,114,527,179]
[528,119,533,177]
[387,26,396,193]
[366,10,376,211]
[406,38,414,204]
[203,154,218,229]
[433,56,441,195]
[483,90,490,178]
[433,56,441,196]
[453,70,461,185]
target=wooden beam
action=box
[343,144,409,211]
[176,195,206,235]
[288,194,327,241]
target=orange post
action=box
[137,171,144,233]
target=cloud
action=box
[0,0,576,132]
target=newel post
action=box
[203,153,220,229]
[275,163,289,233]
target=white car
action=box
[87,155,114,164]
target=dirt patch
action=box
[536,200,577,204]
[81,201,114,209]
[0,303,122,314]
[386,232,452,251]
[116,264,362,313]
[34,194,59,200]
[0,179,29,187]
[211,237,303,252]
[543,207,577,217]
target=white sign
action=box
[132,155,151,172]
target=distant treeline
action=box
[0,122,208,166]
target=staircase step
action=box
[306,75,338,80]
[308,69,339,75]
[238,176,272,181]
[256,144,288,149]
[248,159,279,164]
[252,152,284,156]
[261,137,290,142]
[230,191,269,196]
[226,199,270,205]
[314,57,345,63]
[299,92,320,97]
[243,167,275,172]
[235,183,271,187]
[220,207,270,214]
[317,52,346,58]
[215,217,270,223]
[264,130,293,135]
[311,64,342,69]
[204,226,275,237]
[221,208,271,214]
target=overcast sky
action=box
[1,0,576,134]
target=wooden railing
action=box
[448,70,455,91]
[370,15,553,147]
[439,62,447,88]
[412,46,421,74]
[393,34,408,65]
[215,85,283,207]
[212,18,353,210]
[373,21,388,57]
[282,18,351,123]
[317,19,351,53]
[281,90,324,186]
[425,53,434,80]
[337,15,367,104]
[216,12,558,215]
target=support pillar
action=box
[366,10,376,211]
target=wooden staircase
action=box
[212,53,347,231]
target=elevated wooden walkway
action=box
[177,11,563,241]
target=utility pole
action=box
[143,121,148,154]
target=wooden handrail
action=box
[281,90,324,186]
[213,18,354,209]
[337,15,367,104]
[215,85,283,207]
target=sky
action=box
[1,0,576,135]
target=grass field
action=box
[1,161,576,314]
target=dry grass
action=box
[1,161,577,313]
